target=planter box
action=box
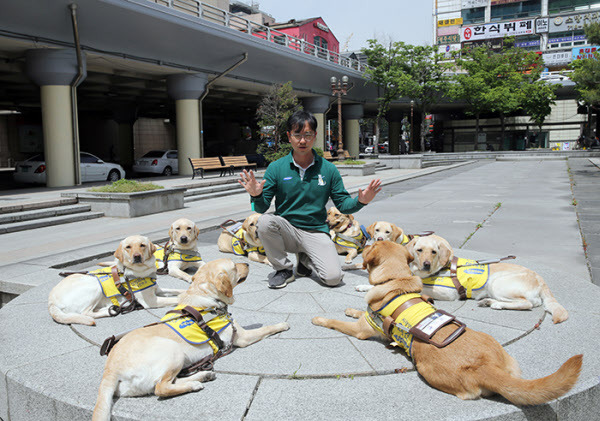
[377,155,423,169]
[62,187,186,217]
[335,162,377,176]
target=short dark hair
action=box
[287,110,317,133]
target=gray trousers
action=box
[257,214,343,286]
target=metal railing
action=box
[146,0,366,72]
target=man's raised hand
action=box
[238,169,266,197]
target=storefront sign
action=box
[462,0,487,7]
[314,22,329,32]
[438,34,461,44]
[462,38,504,52]
[438,43,461,59]
[437,25,460,36]
[549,34,586,43]
[550,11,600,32]
[542,51,572,66]
[536,18,549,34]
[572,45,600,60]
[491,0,524,4]
[461,19,535,42]
[438,17,463,27]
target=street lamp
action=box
[410,100,414,154]
[330,75,349,161]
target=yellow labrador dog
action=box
[155,218,205,282]
[406,235,568,324]
[92,258,289,421]
[217,213,271,265]
[366,221,406,244]
[312,241,582,404]
[48,235,185,326]
[327,207,367,269]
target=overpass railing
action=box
[147,0,366,72]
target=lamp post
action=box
[330,75,349,161]
[410,100,414,154]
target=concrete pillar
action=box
[302,96,329,151]
[167,74,208,176]
[25,49,86,187]
[113,104,136,169]
[342,104,363,159]
[387,109,403,155]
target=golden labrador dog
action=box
[217,213,271,265]
[327,207,367,269]
[48,235,185,326]
[366,221,405,244]
[312,241,582,404]
[92,258,289,421]
[155,218,205,282]
[406,234,568,324]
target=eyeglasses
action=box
[290,132,316,140]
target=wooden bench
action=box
[188,157,228,179]
[323,151,335,161]
[221,155,257,175]
[343,150,356,160]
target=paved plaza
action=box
[0,158,599,420]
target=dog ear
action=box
[150,242,157,255]
[242,217,250,232]
[194,225,200,240]
[391,224,403,242]
[168,225,174,241]
[405,239,416,259]
[437,237,454,267]
[366,223,376,239]
[403,245,414,263]
[215,272,233,298]
[362,244,380,267]
[114,243,124,262]
[348,214,354,222]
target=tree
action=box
[451,42,546,149]
[521,80,557,139]
[256,81,301,152]
[570,23,600,138]
[363,40,451,152]
[362,39,404,152]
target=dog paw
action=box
[277,322,290,331]
[202,371,217,382]
[190,382,205,392]
[311,317,325,326]
[354,284,372,292]
[490,302,504,310]
[477,299,493,307]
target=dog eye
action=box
[125,245,131,249]
[250,223,255,226]
[385,230,390,234]
[140,244,146,248]
[176,227,180,230]
[432,250,437,254]
[416,248,422,252]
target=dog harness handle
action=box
[450,256,468,300]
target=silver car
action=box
[13,152,125,184]
[133,150,178,176]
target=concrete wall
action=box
[133,118,176,159]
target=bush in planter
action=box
[333,160,366,165]
[258,143,324,164]
[89,179,164,193]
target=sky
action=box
[250,0,434,52]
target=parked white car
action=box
[13,152,125,184]
[133,150,178,176]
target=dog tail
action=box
[538,276,568,323]
[92,372,119,421]
[479,354,582,405]
[48,302,96,326]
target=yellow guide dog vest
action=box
[154,247,203,268]
[231,228,265,256]
[364,293,436,359]
[90,267,156,306]
[333,230,365,252]
[161,305,232,353]
[421,258,489,298]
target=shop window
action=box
[548,0,600,14]
[491,0,542,21]
[314,36,328,59]
[462,7,485,24]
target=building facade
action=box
[434,0,598,151]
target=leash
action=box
[107,267,150,316]
[156,241,172,275]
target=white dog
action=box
[48,235,185,326]
[406,235,568,323]
[92,258,289,421]
[155,218,205,282]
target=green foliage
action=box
[363,40,451,150]
[333,160,366,165]
[258,144,324,165]
[89,179,163,193]
[256,81,302,151]
[571,23,600,114]
[521,81,557,131]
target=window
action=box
[80,153,99,163]
[166,151,177,159]
[462,7,485,24]
[548,30,587,48]
[491,0,542,21]
[548,0,600,14]
[314,36,328,59]
[515,34,541,50]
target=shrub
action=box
[89,179,164,193]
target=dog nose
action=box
[423,261,431,271]
[133,254,142,263]
[376,237,383,241]
[180,236,188,243]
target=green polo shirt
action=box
[251,150,365,233]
